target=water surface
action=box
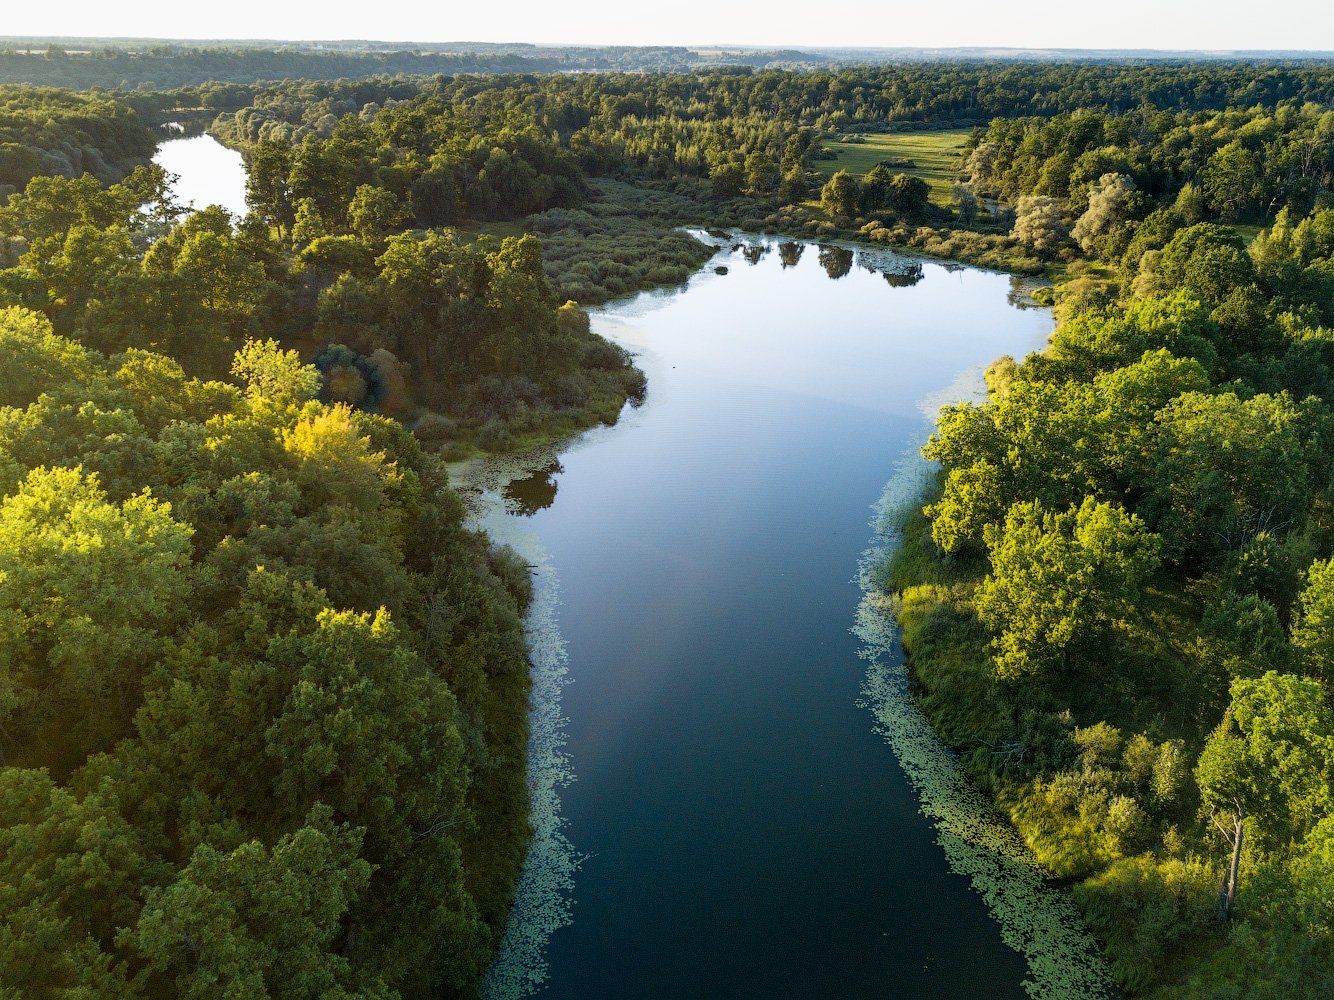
[477,238,1069,998]
[153,132,248,218]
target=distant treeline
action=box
[0,43,811,89]
[4,51,1334,116]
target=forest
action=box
[884,116,1334,1000]
[0,50,1333,998]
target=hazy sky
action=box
[8,0,1333,51]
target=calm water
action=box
[153,132,248,218]
[478,239,1057,998]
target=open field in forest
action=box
[818,129,972,206]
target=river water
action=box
[468,238,1107,999]
[157,137,1110,999]
[154,131,248,218]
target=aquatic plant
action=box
[456,456,583,1000]
[855,411,1116,999]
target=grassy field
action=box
[818,129,972,207]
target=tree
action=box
[859,164,895,213]
[1151,223,1256,307]
[1172,181,1206,223]
[975,497,1161,677]
[888,174,930,222]
[1072,173,1137,253]
[1197,672,1334,919]
[0,306,99,408]
[1147,390,1322,563]
[231,339,322,407]
[953,182,979,226]
[348,184,405,243]
[133,805,375,998]
[246,139,296,237]
[709,160,744,198]
[820,169,860,219]
[743,150,779,196]
[778,167,809,204]
[1013,195,1069,258]
[1204,140,1264,221]
[1293,558,1334,680]
[0,466,193,767]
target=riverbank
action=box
[880,475,1242,997]
[856,462,1115,1000]
[455,233,1072,998]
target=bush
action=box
[1074,855,1218,993]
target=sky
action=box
[6,0,1333,52]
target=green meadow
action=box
[818,129,972,206]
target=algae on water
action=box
[855,401,1115,1000]
[457,455,582,1000]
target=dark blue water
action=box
[492,239,1054,998]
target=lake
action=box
[157,135,1107,999]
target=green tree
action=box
[0,466,193,768]
[1197,672,1334,918]
[132,805,377,998]
[1147,390,1323,563]
[976,497,1161,677]
[1013,195,1069,258]
[820,169,860,219]
[231,339,322,407]
[347,184,405,243]
[1072,173,1137,253]
[1293,557,1334,681]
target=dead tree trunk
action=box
[1214,802,1245,922]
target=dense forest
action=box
[0,83,641,997]
[2,52,1334,997]
[0,87,156,193]
[885,129,1334,1000]
[0,124,645,454]
[0,312,534,995]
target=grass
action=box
[817,129,972,207]
[1228,223,1263,247]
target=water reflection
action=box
[858,256,924,288]
[883,263,924,288]
[153,133,249,219]
[742,243,769,265]
[778,242,805,269]
[504,460,563,516]
[1007,275,1047,310]
[818,245,854,280]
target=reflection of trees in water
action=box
[857,256,924,288]
[1006,275,1044,310]
[742,243,769,265]
[778,242,804,268]
[818,245,854,280]
[883,263,924,288]
[504,460,563,516]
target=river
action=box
[157,136,1112,999]
[154,130,248,218]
